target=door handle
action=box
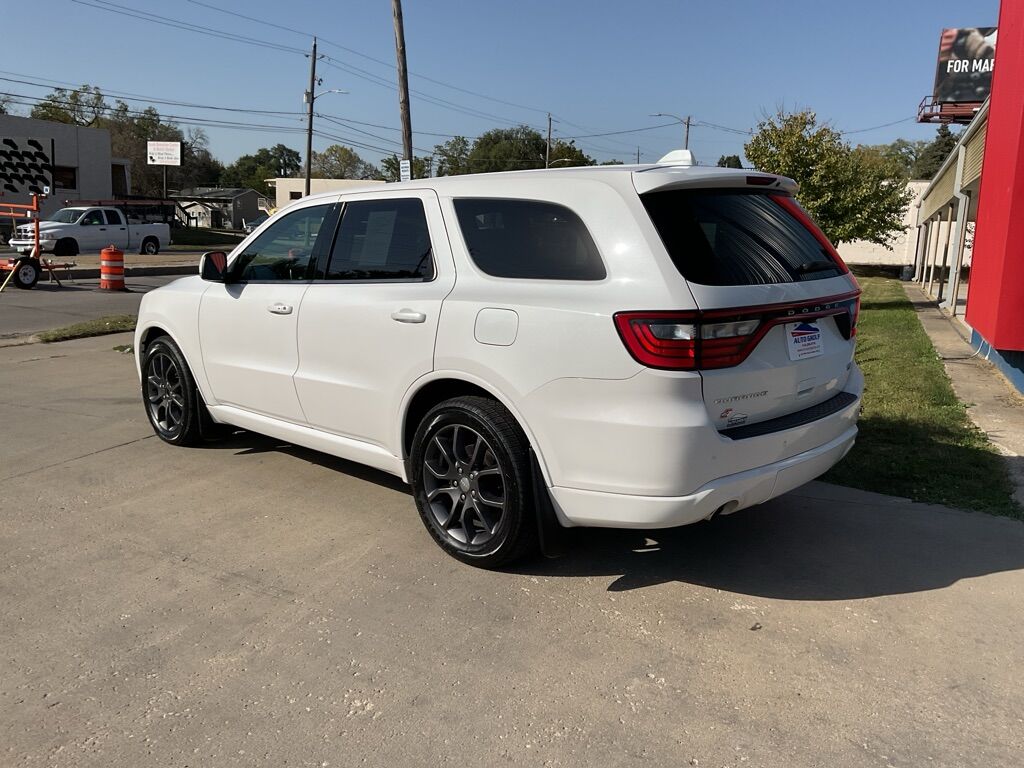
[267,302,293,315]
[391,308,427,324]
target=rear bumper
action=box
[550,424,857,528]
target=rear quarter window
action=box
[454,198,605,280]
[641,190,843,286]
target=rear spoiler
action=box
[631,167,799,196]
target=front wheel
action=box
[12,258,40,289]
[141,337,204,446]
[410,396,537,568]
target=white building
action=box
[269,177,385,211]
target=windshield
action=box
[47,209,86,224]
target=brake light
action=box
[615,313,762,370]
[614,291,860,371]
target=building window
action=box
[289,191,302,200]
[53,166,77,190]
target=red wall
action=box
[965,1,1024,350]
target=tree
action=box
[466,126,594,173]
[911,125,960,179]
[859,138,929,179]
[548,139,594,168]
[600,159,625,165]
[311,144,378,179]
[30,85,107,126]
[434,136,471,176]
[380,154,430,182]
[467,126,547,173]
[717,154,742,168]
[0,94,11,115]
[221,144,302,195]
[744,109,911,246]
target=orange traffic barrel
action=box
[99,245,126,291]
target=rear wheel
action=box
[410,396,537,568]
[12,258,40,289]
[142,337,205,446]
[141,237,159,255]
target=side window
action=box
[80,210,104,226]
[233,204,332,282]
[324,198,433,281]
[104,210,123,225]
[454,198,605,280]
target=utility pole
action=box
[545,113,552,168]
[304,37,318,197]
[684,115,691,149]
[392,0,413,167]
[636,146,640,164]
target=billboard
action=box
[147,140,181,166]
[0,137,54,197]
[934,27,996,103]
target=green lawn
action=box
[823,277,1019,517]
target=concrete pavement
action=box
[1,334,1022,767]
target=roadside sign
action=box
[0,137,54,197]
[147,141,181,166]
[400,159,412,182]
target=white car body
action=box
[9,206,169,255]
[135,165,862,533]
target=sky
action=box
[4,0,1002,169]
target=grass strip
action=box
[38,314,137,343]
[823,277,1019,517]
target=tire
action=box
[410,396,538,568]
[54,238,78,257]
[141,237,159,256]
[141,337,205,447]
[11,259,40,289]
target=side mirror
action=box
[200,251,228,282]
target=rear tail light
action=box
[615,292,860,371]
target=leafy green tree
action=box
[221,144,302,195]
[0,94,12,115]
[744,109,911,245]
[467,126,547,173]
[30,85,107,126]
[911,125,960,179]
[466,126,594,173]
[717,154,743,168]
[380,154,430,182]
[311,144,378,179]
[434,136,471,176]
[600,159,625,165]
[859,138,928,179]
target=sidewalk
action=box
[905,284,1024,505]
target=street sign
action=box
[147,141,181,166]
[400,159,412,182]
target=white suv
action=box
[135,164,862,566]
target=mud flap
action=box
[531,449,571,558]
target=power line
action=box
[186,0,553,116]
[840,116,917,135]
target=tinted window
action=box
[454,199,605,280]
[324,199,432,280]
[233,204,331,282]
[641,190,842,286]
[104,210,123,225]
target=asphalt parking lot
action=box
[0,275,177,339]
[2,334,1023,767]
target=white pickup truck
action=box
[9,206,170,257]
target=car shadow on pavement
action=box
[212,433,1024,601]
[518,487,1024,599]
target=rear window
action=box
[454,198,605,280]
[641,190,842,286]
